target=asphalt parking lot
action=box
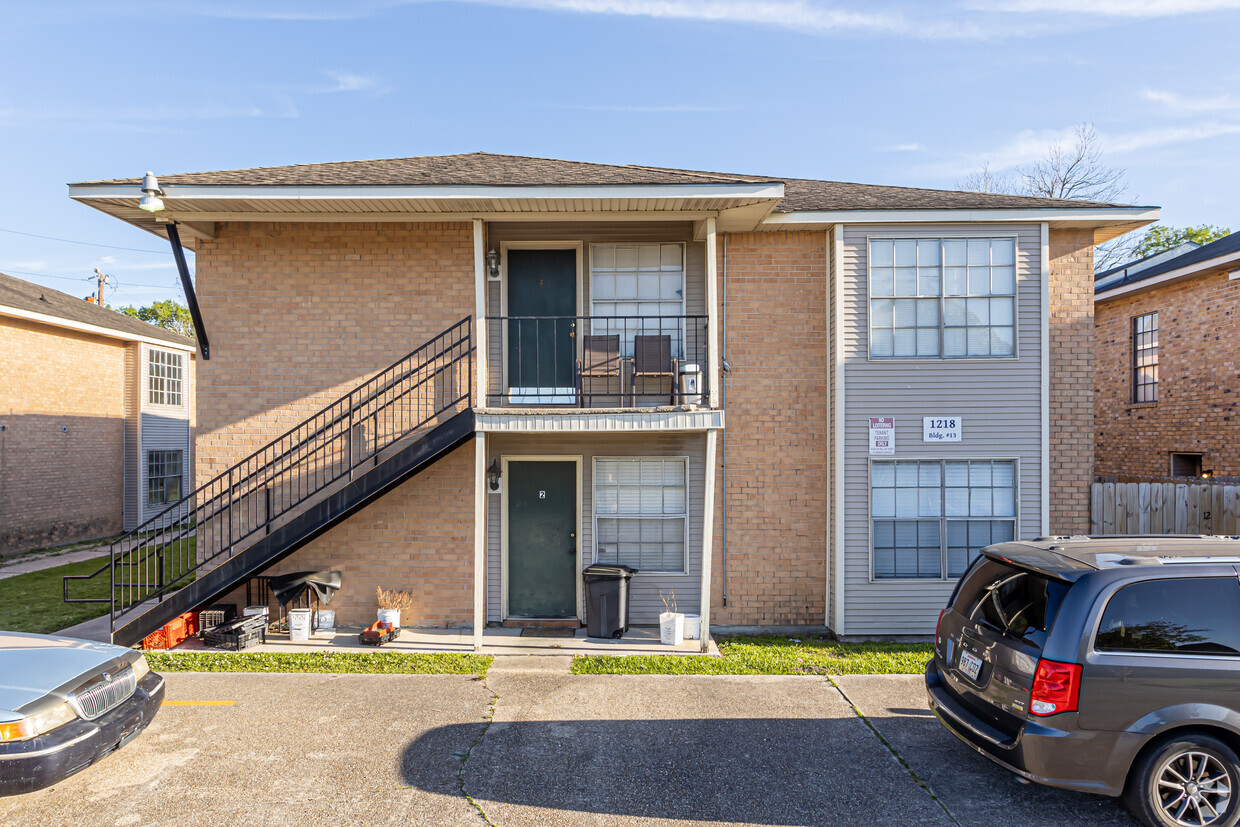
[1,659,1139,826]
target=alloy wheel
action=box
[1155,750,1233,826]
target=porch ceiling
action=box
[67,182,786,247]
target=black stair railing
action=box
[65,317,473,637]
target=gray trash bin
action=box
[583,564,637,638]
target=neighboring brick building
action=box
[1095,232,1240,478]
[67,153,1156,644]
[0,272,196,556]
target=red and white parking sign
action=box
[868,417,895,456]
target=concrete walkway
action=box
[0,661,1140,826]
[0,540,114,580]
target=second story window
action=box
[869,237,1017,359]
[1132,312,1158,403]
[590,243,685,356]
[148,348,184,407]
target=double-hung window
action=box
[148,349,184,407]
[1132,312,1158,403]
[871,459,1017,580]
[147,450,183,507]
[590,243,685,357]
[870,238,1017,359]
[594,457,687,574]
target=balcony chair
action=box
[576,334,623,408]
[631,334,677,406]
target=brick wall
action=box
[0,318,125,555]
[194,222,477,624]
[711,231,829,626]
[1049,229,1096,535]
[1096,268,1240,477]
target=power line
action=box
[0,226,170,255]
[1,268,183,290]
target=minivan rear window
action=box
[953,559,1068,647]
[1096,577,1240,656]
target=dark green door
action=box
[507,249,576,403]
[507,460,577,618]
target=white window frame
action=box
[868,457,1021,582]
[592,456,690,576]
[866,234,1020,361]
[147,347,184,407]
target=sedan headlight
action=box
[131,655,150,681]
[0,702,78,743]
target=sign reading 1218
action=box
[923,417,962,442]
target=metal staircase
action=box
[65,318,475,647]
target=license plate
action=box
[958,649,982,681]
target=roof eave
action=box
[760,206,1159,240]
[1095,249,1240,302]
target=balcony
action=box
[484,314,711,409]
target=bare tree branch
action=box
[1016,123,1129,203]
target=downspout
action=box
[165,223,210,360]
[720,233,729,607]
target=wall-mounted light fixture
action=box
[486,249,501,281]
[138,171,165,213]
[487,460,502,493]
[1203,469,1215,479]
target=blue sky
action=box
[2,0,1238,306]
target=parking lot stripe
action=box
[163,700,236,706]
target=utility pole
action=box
[93,268,108,306]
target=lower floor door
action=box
[507,460,578,617]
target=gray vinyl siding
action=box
[840,224,1043,635]
[138,343,193,525]
[122,343,141,531]
[484,222,704,404]
[485,432,706,624]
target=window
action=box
[1132,312,1158,403]
[871,459,1017,580]
[1096,578,1240,656]
[590,243,685,355]
[148,349,184,407]
[147,450,183,507]
[594,457,687,573]
[869,237,1017,359]
[1170,453,1203,477]
[956,560,1069,647]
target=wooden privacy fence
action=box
[1091,481,1240,536]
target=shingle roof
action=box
[73,152,1133,213]
[0,271,196,348]
[1096,231,1240,293]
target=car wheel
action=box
[1126,734,1240,827]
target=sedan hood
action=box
[0,631,134,718]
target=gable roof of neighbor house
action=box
[0,271,196,349]
[1095,231,1240,300]
[67,152,1159,244]
[75,151,1138,213]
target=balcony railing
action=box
[485,314,709,408]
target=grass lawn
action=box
[145,651,492,676]
[571,634,933,676]
[0,540,195,636]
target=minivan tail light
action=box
[1030,659,1082,716]
[935,608,948,656]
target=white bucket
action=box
[288,609,311,642]
[377,608,401,628]
[659,612,685,645]
[315,610,335,631]
[683,614,701,640]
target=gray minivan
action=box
[927,536,1240,827]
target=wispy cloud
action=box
[883,142,924,152]
[541,102,735,112]
[1106,122,1240,153]
[1144,89,1240,113]
[0,97,300,128]
[1,260,50,271]
[978,0,1240,15]
[317,71,390,96]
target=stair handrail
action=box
[64,317,473,633]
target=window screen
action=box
[1096,578,1240,656]
[590,244,685,357]
[872,459,1017,580]
[148,349,184,407]
[870,237,1017,359]
[147,450,183,507]
[594,457,687,573]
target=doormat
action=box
[519,628,577,638]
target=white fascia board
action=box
[763,207,1159,227]
[0,304,197,352]
[1095,249,1240,301]
[69,182,786,203]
